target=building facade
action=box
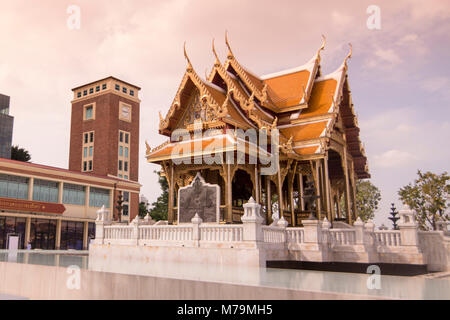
[146,37,369,226]
[0,94,14,159]
[0,77,142,250]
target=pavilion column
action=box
[298,172,305,211]
[168,163,175,224]
[266,176,272,224]
[350,161,358,221]
[226,164,233,223]
[254,164,260,203]
[82,221,89,250]
[288,174,295,226]
[277,164,284,218]
[323,155,332,221]
[342,148,352,225]
[258,168,263,205]
[336,188,341,219]
[313,160,321,220]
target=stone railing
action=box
[374,230,401,247]
[329,229,356,245]
[199,225,243,242]
[262,226,286,243]
[139,225,193,241]
[286,228,305,244]
[104,225,133,240]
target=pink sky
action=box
[1,0,449,226]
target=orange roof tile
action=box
[280,120,328,141]
[293,146,320,156]
[264,70,311,108]
[298,79,337,119]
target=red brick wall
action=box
[69,92,140,182]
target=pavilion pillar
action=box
[323,155,332,221]
[266,176,272,224]
[342,148,352,225]
[350,161,358,221]
[254,165,260,204]
[277,164,284,218]
[288,174,295,226]
[298,172,305,211]
[226,163,233,223]
[336,188,341,219]
[168,163,175,224]
[313,160,321,220]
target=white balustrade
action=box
[104,225,133,240]
[139,225,193,241]
[262,226,285,243]
[374,230,401,247]
[199,225,243,242]
[329,229,356,245]
[286,228,305,244]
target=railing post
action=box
[354,217,364,245]
[321,217,331,244]
[242,197,264,242]
[191,213,202,247]
[302,217,322,244]
[94,205,111,245]
[398,205,420,249]
[131,215,141,245]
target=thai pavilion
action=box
[145,35,370,226]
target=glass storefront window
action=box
[60,221,84,250]
[30,219,56,250]
[0,216,26,249]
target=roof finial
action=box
[225,30,234,59]
[343,43,352,66]
[184,41,193,71]
[212,38,221,66]
[318,34,326,54]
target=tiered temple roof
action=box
[147,35,369,179]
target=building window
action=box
[117,130,130,179]
[63,183,85,206]
[83,90,87,96]
[102,83,107,90]
[77,92,81,98]
[130,90,134,96]
[95,86,100,92]
[121,191,130,216]
[30,219,56,250]
[115,84,120,91]
[33,179,59,203]
[122,87,127,94]
[82,131,94,172]
[89,88,94,94]
[0,174,29,200]
[84,104,95,121]
[89,187,110,208]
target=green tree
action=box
[11,145,31,162]
[339,180,381,222]
[355,180,381,222]
[139,202,148,218]
[148,171,168,221]
[398,170,449,230]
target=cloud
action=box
[372,150,418,168]
[421,76,450,92]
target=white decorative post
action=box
[242,197,264,242]
[398,205,420,249]
[95,205,110,245]
[364,220,375,246]
[354,217,364,245]
[321,217,331,245]
[191,213,202,247]
[130,215,141,245]
[302,217,322,244]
